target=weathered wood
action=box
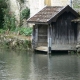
[48,25,49,53]
[35,24,38,48]
[52,12,77,45]
[36,46,48,52]
[32,25,35,50]
[48,24,51,54]
[32,24,38,50]
[52,44,76,50]
[31,8,78,52]
[35,25,38,42]
[77,23,80,43]
[38,24,48,46]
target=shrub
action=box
[15,27,32,36]
[0,29,5,33]
[21,7,30,20]
[3,9,16,30]
[0,0,7,28]
[20,0,24,3]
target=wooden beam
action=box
[51,24,52,50]
[48,24,52,54]
[35,24,38,48]
[77,23,80,43]
[32,25,35,50]
[32,24,38,50]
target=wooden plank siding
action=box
[77,23,80,43]
[48,24,52,53]
[32,25,35,49]
[32,25,39,49]
[28,6,80,52]
[51,12,78,50]
[37,24,48,47]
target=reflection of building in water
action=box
[30,54,80,80]
[48,55,80,80]
[77,57,80,79]
[30,54,49,80]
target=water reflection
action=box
[48,55,80,80]
[30,53,80,80]
[0,49,31,80]
[29,54,48,80]
[0,49,80,80]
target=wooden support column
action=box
[77,22,80,43]
[35,24,38,48]
[48,24,52,54]
[32,24,38,50]
[32,25,35,50]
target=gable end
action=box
[48,5,79,23]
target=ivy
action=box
[0,0,7,28]
[21,7,30,19]
[3,9,16,30]
[20,0,24,3]
[15,27,32,36]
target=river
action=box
[0,49,80,80]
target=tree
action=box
[0,0,7,28]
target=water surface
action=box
[0,49,80,80]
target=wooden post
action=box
[35,24,38,48]
[77,22,80,43]
[50,24,52,53]
[32,25,35,50]
[48,24,52,54]
[32,25,38,51]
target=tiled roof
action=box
[27,5,79,23]
[27,6,63,23]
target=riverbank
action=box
[0,33,31,50]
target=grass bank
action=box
[0,27,32,50]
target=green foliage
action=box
[15,27,32,36]
[20,0,24,3]
[0,0,7,28]
[0,35,31,50]
[73,0,80,8]
[0,0,7,8]
[0,8,4,28]
[0,0,16,30]
[21,7,30,19]
[3,9,16,30]
[0,29,5,33]
[73,5,80,8]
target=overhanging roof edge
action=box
[27,21,49,24]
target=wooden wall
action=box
[38,24,48,46]
[51,12,77,50]
[32,25,38,48]
[77,23,80,43]
[33,12,78,50]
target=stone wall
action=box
[51,0,72,7]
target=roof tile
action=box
[27,6,63,23]
[27,5,79,23]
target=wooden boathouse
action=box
[27,5,79,53]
